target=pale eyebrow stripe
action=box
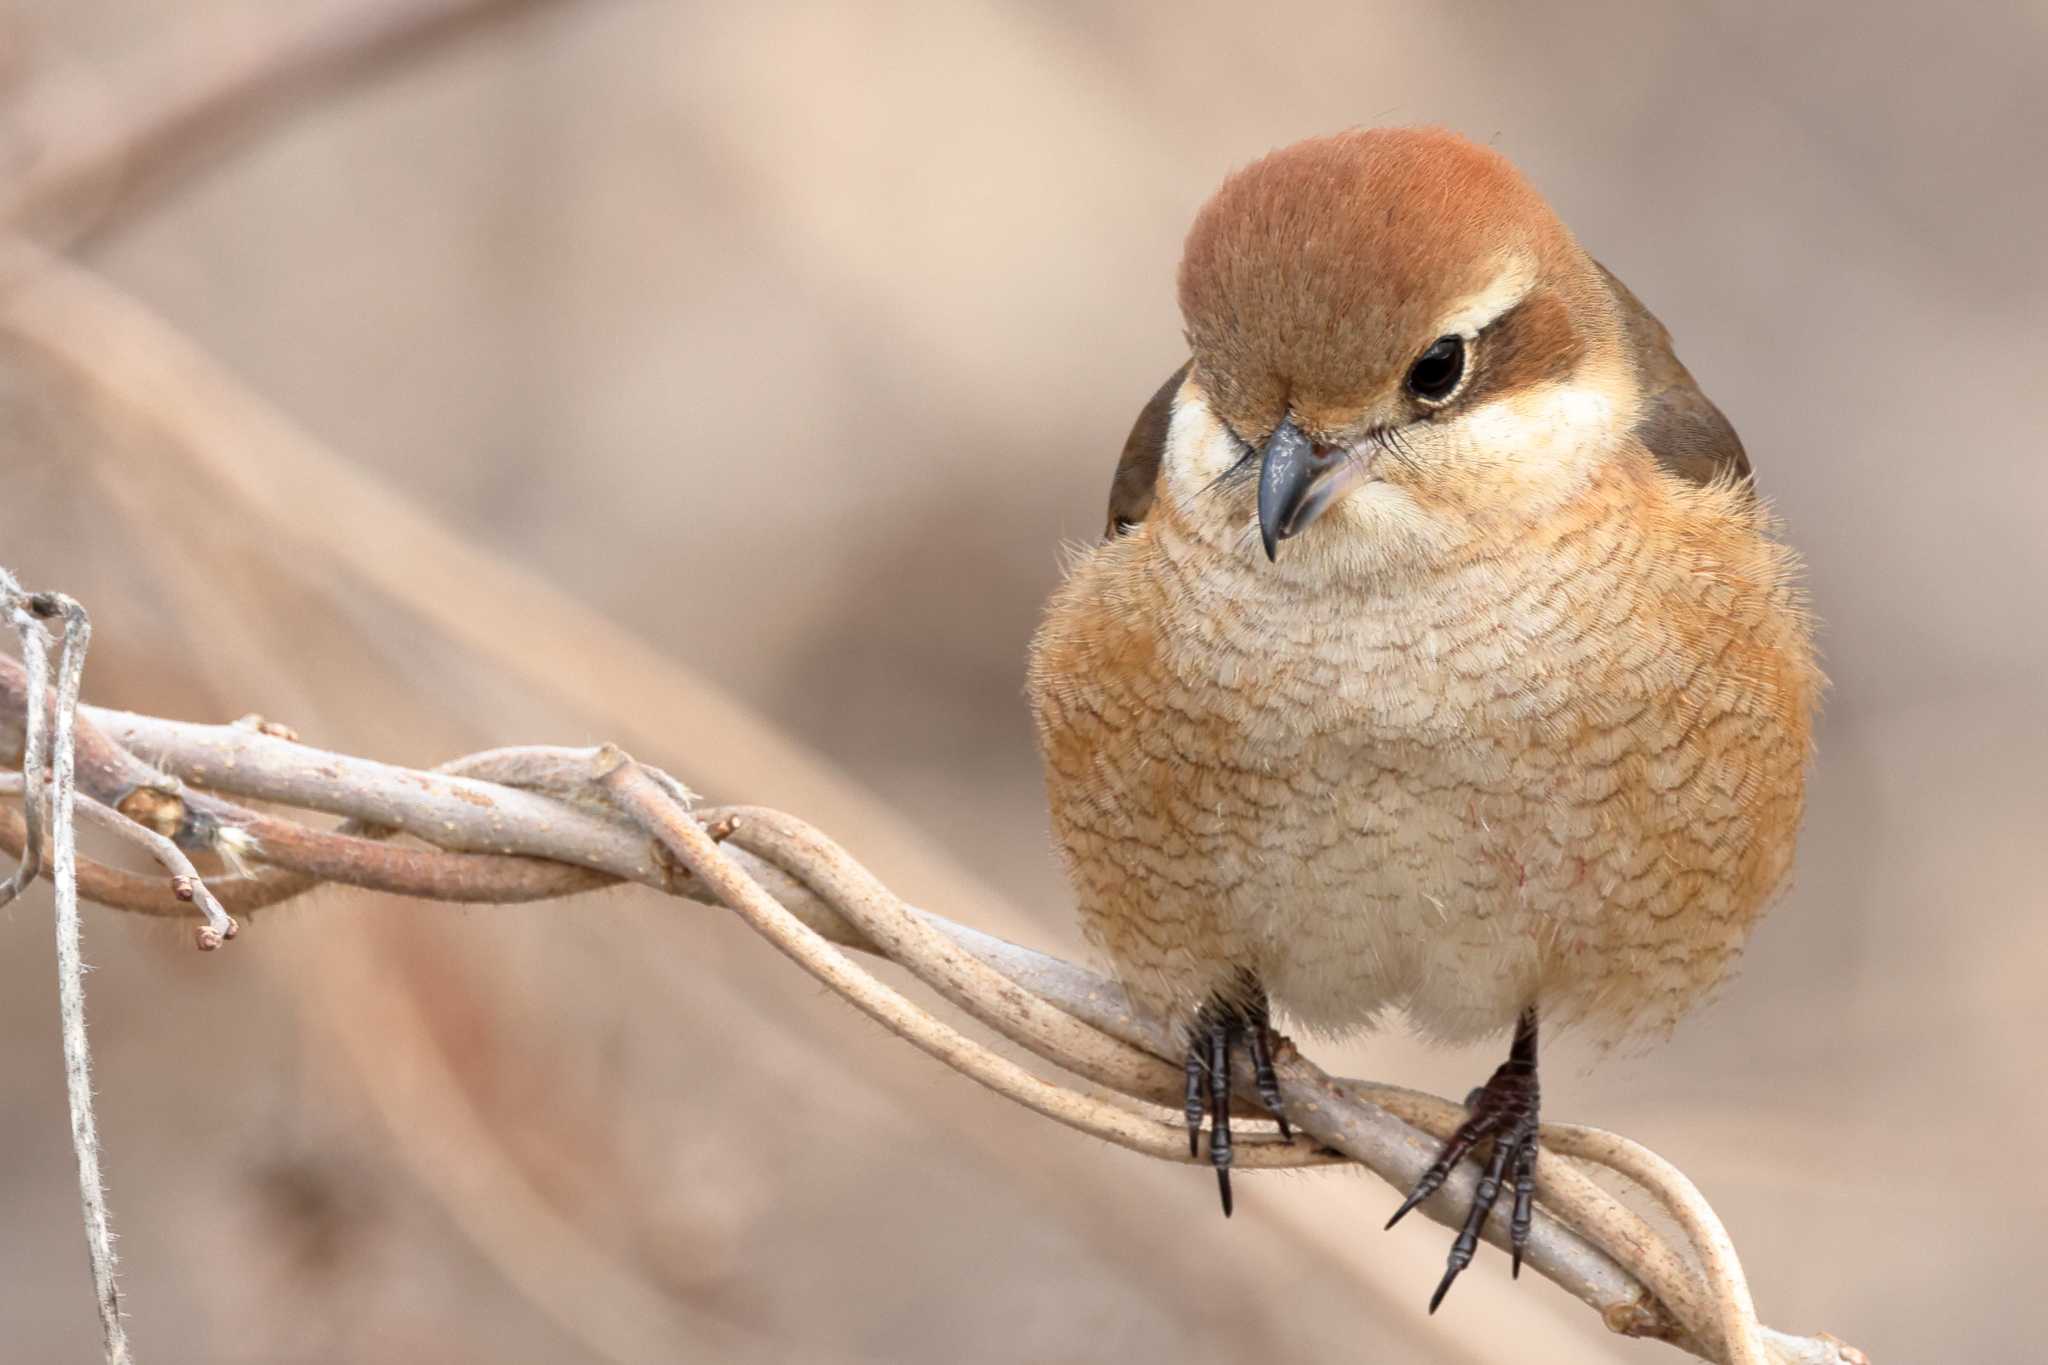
[1435,255,1537,339]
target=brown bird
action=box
[1026,127,1820,1310]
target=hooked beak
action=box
[1256,418,1365,561]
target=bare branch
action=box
[705,804,1198,1113]
[595,751,1319,1169]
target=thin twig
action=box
[594,749,1310,1170]
[1,772,239,950]
[3,574,130,1365]
[714,805,1209,1120]
[0,801,325,918]
[1543,1124,1770,1365]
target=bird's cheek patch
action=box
[1454,384,1620,487]
[1160,394,1253,498]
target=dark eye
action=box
[1405,335,1466,403]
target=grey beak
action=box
[1256,418,1339,561]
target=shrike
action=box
[1028,127,1819,1309]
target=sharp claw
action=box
[1207,1019,1233,1219]
[1509,1130,1538,1280]
[1428,1263,1460,1315]
[1394,1009,1544,1314]
[1385,1187,1427,1231]
[1386,1126,1477,1231]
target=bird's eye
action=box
[1405,336,1466,404]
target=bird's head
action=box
[1160,127,1638,574]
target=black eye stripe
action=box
[1405,335,1466,403]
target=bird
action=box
[1025,126,1820,1311]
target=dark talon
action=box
[1183,986,1295,1218]
[1208,1017,1233,1216]
[1389,1009,1543,1311]
[1245,1006,1291,1143]
[1430,1116,1518,1311]
[1384,1106,1498,1231]
[1509,1131,1538,1278]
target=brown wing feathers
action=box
[1104,362,1188,538]
[1596,262,1752,488]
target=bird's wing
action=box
[1596,262,1752,487]
[1104,362,1191,538]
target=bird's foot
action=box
[1385,1009,1542,1313]
[1184,997,1291,1218]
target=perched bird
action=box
[1026,127,1819,1309]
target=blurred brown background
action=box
[2,1,2044,1361]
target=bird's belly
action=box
[1194,735,1560,1042]
[1186,700,1786,1047]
